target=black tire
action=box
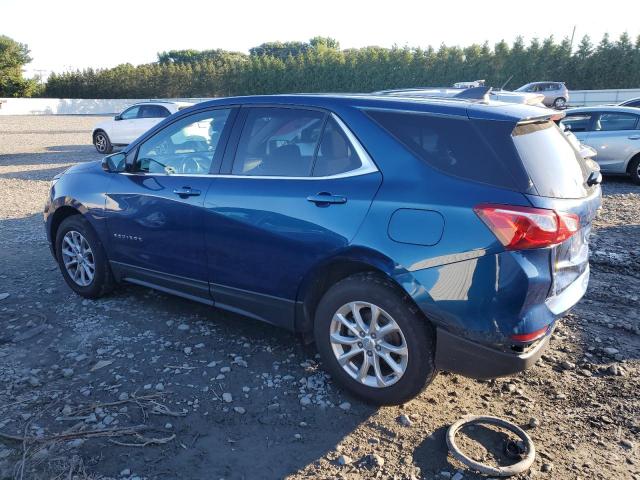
[93,130,113,154]
[55,215,114,299]
[313,272,436,405]
[628,155,640,185]
[553,97,566,109]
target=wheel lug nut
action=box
[357,342,363,348]
[366,351,373,356]
[375,345,381,351]
[371,333,376,339]
[359,331,365,337]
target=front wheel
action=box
[93,130,113,154]
[55,215,114,298]
[553,97,566,109]
[314,273,436,405]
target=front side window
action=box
[561,114,593,132]
[139,105,171,118]
[135,108,231,175]
[233,108,325,176]
[594,112,639,131]
[120,106,140,120]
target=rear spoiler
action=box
[454,86,491,102]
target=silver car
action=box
[516,82,569,109]
[561,106,640,184]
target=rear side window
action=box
[139,105,171,118]
[512,121,589,199]
[365,109,517,189]
[233,108,325,177]
[313,118,362,177]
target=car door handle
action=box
[628,135,640,140]
[173,187,201,197]
[306,192,347,205]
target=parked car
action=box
[374,87,545,106]
[619,97,640,108]
[92,101,193,154]
[515,82,569,109]
[561,106,640,184]
[45,94,601,405]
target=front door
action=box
[104,107,236,299]
[587,111,640,173]
[204,107,382,327]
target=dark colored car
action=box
[44,94,601,405]
[619,97,640,108]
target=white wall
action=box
[0,98,212,115]
[569,89,640,107]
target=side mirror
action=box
[102,152,126,172]
[114,114,121,121]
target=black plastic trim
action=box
[435,327,550,379]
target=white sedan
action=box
[92,101,193,153]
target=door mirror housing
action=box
[102,152,126,172]
[114,114,121,121]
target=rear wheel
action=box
[629,155,640,185]
[553,97,566,109]
[55,215,114,298]
[314,273,436,405]
[93,130,113,154]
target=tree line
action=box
[3,33,640,99]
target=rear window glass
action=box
[512,121,590,199]
[365,109,518,189]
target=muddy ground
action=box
[0,115,638,480]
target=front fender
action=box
[45,163,112,246]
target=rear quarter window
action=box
[365,109,519,190]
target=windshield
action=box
[512,121,591,199]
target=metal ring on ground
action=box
[446,415,536,477]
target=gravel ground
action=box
[0,115,638,480]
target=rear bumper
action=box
[434,327,551,379]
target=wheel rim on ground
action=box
[95,134,106,152]
[329,301,408,388]
[555,98,565,108]
[61,230,95,287]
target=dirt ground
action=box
[0,115,638,480]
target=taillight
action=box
[474,204,580,250]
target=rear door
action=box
[587,111,640,172]
[203,106,382,327]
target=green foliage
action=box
[0,35,40,97]
[42,33,640,99]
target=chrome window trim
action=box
[122,113,379,180]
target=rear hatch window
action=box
[512,121,591,199]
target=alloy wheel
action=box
[329,301,408,388]
[61,230,95,287]
[95,133,107,152]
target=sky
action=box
[3,0,639,79]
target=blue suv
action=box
[44,94,601,405]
